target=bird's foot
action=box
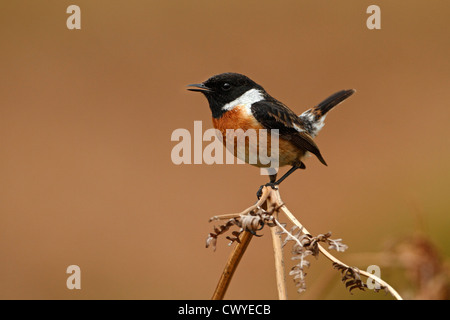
[256,182,278,199]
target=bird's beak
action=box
[187,83,211,92]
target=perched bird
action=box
[187,73,355,197]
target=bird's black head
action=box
[187,73,266,118]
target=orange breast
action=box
[212,106,304,167]
[212,105,262,132]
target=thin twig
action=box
[274,189,403,300]
[209,187,271,222]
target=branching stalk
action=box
[208,186,403,300]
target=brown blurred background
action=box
[0,1,449,299]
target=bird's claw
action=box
[256,182,279,199]
[248,229,263,237]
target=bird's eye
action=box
[221,83,231,91]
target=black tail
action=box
[315,89,355,116]
[299,89,355,138]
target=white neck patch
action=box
[222,88,265,112]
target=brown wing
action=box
[251,100,327,166]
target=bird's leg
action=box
[273,162,304,185]
[256,162,305,199]
[269,173,277,183]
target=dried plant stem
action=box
[208,186,403,300]
[209,187,271,222]
[265,191,288,300]
[211,187,271,300]
[269,223,288,299]
[211,230,253,300]
[274,189,403,300]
